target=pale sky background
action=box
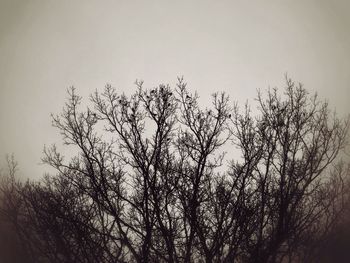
[0,0,349,179]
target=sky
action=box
[0,0,349,179]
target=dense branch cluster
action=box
[1,78,349,263]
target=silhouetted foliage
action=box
[1,77,349,263]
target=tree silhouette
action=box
[1,77,349,263]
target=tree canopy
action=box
[1,77,349,263]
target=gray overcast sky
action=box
[0,0,349,179]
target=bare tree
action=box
[0,156,32,263]
[1,77,349,263]
[228,78,349,262]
